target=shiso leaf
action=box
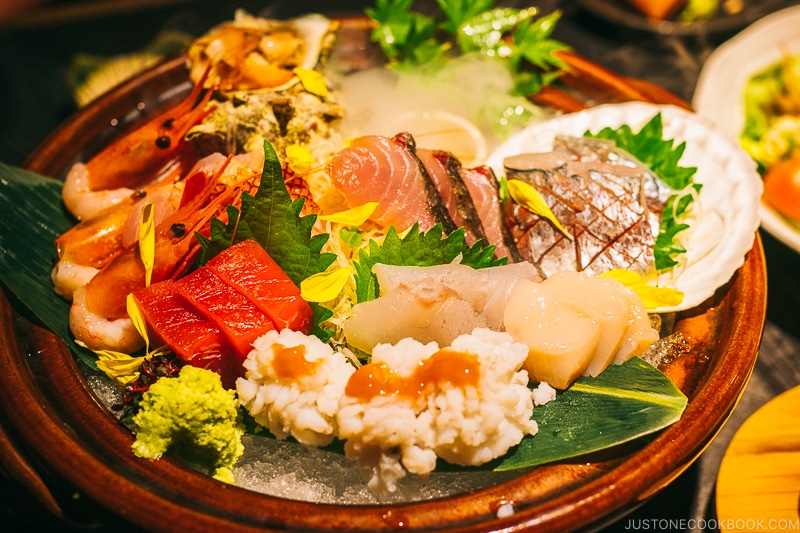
[352,223,505,303]
[494,357,687,471]
[196,141,337,340]
[196,141,337,286]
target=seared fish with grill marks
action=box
[503,136,673,278]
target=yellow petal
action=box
[507,179,573,240]
[601,269,684,310]
[286,143,313,174]
[301,266,354,302]
[81,340,146,386]
[318,202,379,226]
[138,202,155,286]
[294,67,328,97]
[127,293,151,352]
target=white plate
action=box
[693,4,800,254]
[487,102,762,313]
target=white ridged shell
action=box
[486,101,763,313]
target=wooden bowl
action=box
[0,18,767,533]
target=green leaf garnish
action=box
[365,0,570,96]
[366,0,448,67]
[196,141,337,339]
[585,113,701,271]
[438,0,495,34]
[353,223,505,303]
[196,141,337,286]
[0,163,97,368]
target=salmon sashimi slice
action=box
[132,280,242,388]
[459,165,524,263]
[205,239,314,333]
[503,136,664,278]
[326,133,457,233]
[417,148,486,245]
[175,267,276,361]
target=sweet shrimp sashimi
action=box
[326,133,457,233]
[52,150,265,301]
[62,66,215,221]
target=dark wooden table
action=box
[2,1,799,531]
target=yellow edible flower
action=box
[507,179,573,240]
[294,67,328,97]
[139,202,155,287]
[95,350,147,386]
[90,294,169,385]
[318,202,379,226]
[286,143,313,174]
[301,266,354,302]
[601,269,685,310]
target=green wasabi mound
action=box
[131,366,245,484]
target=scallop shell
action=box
[187,12,336,93]
[486,101,763,313]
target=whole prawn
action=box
[70,156,260,353]
[52,150,267,300]
[62,66,216,221]
[53,165,186,300]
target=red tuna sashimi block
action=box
[205,239,313,333]
[132,280,242,388]
[176,267,276,361]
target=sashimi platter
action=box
[0,2,766,531]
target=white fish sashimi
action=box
[343,278,489,353]
[343,262,540,353]
[373,261,540,329]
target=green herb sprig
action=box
[365,0,570,97]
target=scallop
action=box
[187,11,336,92]
[487,101,763,313]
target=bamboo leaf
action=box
[495,357,687,471]
[0,162,98,367]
